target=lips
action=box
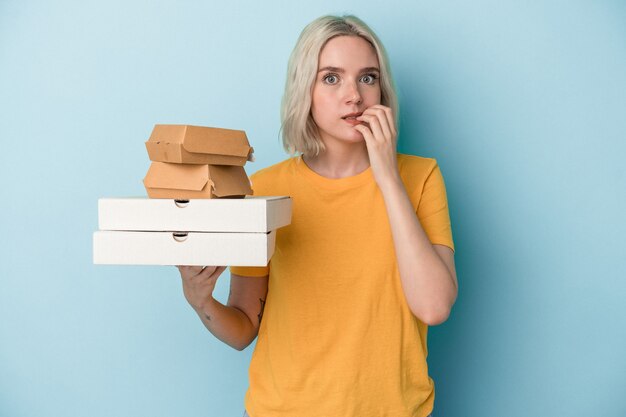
[342,112,364,126]
[343,118,362,126]
[342,112,363,120]
[342,111,366,127]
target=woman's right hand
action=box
[177,265,227,312]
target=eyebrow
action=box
[317,66,380,73]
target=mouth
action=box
[341,112,363,120]
[342,112,364,126]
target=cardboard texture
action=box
[98,196,292,233]
[93,230,276,266]
[145,124,255,165]
[143,162,253,199]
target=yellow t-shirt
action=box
[230,153,454,417]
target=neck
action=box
[302,139,370,179]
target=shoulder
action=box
[247,156,298,195]
[248,156,296,181]
[397,153,440,183]
[396,153,449,201]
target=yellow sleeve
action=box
[416,161,455,252]
[229,264,270,277]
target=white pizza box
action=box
[93,230,275,266]
[98,196,292,232]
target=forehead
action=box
[318,36,379,69]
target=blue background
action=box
[1,1,625,416]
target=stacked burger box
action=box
[143,124,255,199]
[93,124,292,267]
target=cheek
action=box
[311,94,335,120]
[313,89,331,104]
[365,87,382,105]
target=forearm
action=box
[194,297,255,351]
[380,178,457,324]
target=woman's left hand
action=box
[353,104,401,189]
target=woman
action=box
[178,14,457,417]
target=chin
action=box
[346,131,366,142]
[332,133,364,144]
[347,135,365,143]
[319,126,366,145]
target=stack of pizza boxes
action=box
[93,124,292,267]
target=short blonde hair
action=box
[280,15,399,157]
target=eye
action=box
[322,73,339,85]
[360,73,379,85]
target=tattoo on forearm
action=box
[257,298,266,325]
[204,314,211,321]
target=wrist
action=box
[194,295,219,316]
[378,173,404,194]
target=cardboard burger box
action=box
[93,196,292,267]
[145,124,254,166]
[143,162,252,199]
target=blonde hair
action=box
[280,15,399,157]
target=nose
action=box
[344,80,362,105]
